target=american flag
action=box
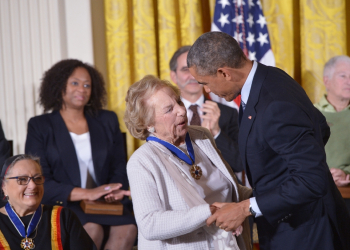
[209,0,275,109]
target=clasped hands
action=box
[330,168,350,187]
[88,183,131,203]
[208,199,251,236]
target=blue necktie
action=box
[239,100,246,125]
[241,100,246,111]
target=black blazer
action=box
[239,63,350,249]
[0,120,10,208]
[205,99,243,172]
[25,110,128,208]
[0,120,10,169]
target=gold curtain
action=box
[104,0,215,158]
[105,0,350,157]
[262,0,350,103]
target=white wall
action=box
[0,0,94,154]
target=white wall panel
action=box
[64,0,94,64]
[0,0,94,154]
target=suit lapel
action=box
[50,111,81,186]
[238,63,268,174]
[86,113,107,186]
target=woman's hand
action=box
[86,183,123,201]
[104,184,131,203]
[210,205,219,215]
[232,225,243,236]
[209,203,243,236]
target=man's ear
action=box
[217,67,232,80]
[170,71,177,84]
[323,76,330,90]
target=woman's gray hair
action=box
[1,154,42,187]
[124,75,181,140]
[323,55,350,78]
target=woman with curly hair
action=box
[25,59,137,250]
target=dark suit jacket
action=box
[204,98,243,172]
[25,110,128,208]
[239,63,350,249]
[0,120,10,169]
[0,120,10,208]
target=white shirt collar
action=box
[240,61,258,105]
[181,94,204,109]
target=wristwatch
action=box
[249,204,256,217]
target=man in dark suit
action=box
[170,46,243,173]
[187,32,350,250]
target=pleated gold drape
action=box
[104,0,215,157]
[105,0,350,158]
[263,0,350,104]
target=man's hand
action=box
[207,200,251,231]
[201,100,221,137]
[330,168,350,186]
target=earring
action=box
[5,195,8,201]
[148,127,155,133]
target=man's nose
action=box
[203,85,211,93]
[189,73,195,80]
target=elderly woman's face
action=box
[62,67,92,110]
[2,160,44,215]
[149,87,188,145]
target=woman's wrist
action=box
[69,187,89,201]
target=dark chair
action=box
[7,140,13,157]
[122,132,127,161]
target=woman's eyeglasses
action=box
[5,175,45,185]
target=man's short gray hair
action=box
[169,46,192,72]
[324,55,350,78]
[187,32,247,76]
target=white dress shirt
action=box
[178,142,233,205]
[181,95,221,139]
[240,60,263,217]
[69,132,97,189]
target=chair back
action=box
[7,140,13,157]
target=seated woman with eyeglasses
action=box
[0,154,96,249]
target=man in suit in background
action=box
[170,46,243,173]
[0,120,11,207]
[187,32,350,250]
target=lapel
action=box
[238,63,268,171]
[188,128,239,200]
[86,113,107,186]
[50,111,81,186]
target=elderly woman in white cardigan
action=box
[124,75,252,250]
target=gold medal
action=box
[21,237,35,249]
[190,165,202,180]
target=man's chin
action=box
[223,95,235,102]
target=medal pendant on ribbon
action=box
[190,165,202,180]
[21,237,35,249]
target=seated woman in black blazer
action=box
[25,59,137,250]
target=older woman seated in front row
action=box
[124,75,252,250]
[0,154,96,249]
